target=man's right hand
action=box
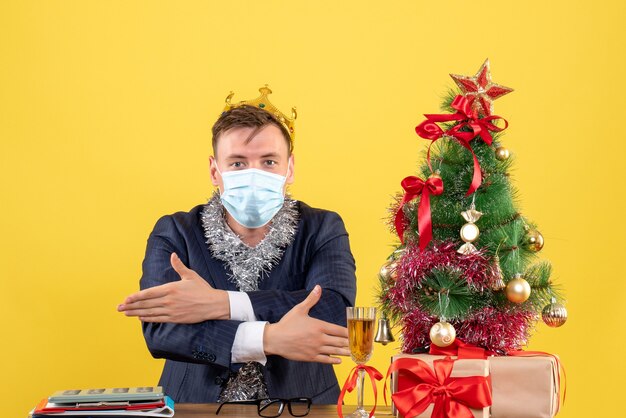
[262,285,350,365]
[117,253,230,323]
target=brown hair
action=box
[211,105,292,155]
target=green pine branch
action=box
[524,261,563,309]
[416,267,490,321]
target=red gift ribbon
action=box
[415,95,508,196]
[394,175,444,250]
[429,338,492,359]
[384,356,492,418]
[337,364,383,418]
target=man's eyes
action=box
[228,160,278,168]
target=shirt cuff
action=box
[227,291,257,321]
[231,321,269,365]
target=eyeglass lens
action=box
[258,399,284,418]
[287,398,311,417]
[257,398,310,418]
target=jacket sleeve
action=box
[246,211,356,327]
[139,215,242,369]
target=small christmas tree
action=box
[377,60,567,354]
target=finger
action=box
[119,297,166,311]
[296,285,322,314]
[321,334,350,350]
[319,345,351,357]
[318,321,349,338]
[170,252,192,279]
[123,307,168,318]
[313,354,342,365]
[122,285,171,304]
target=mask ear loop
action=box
[213,159,222,176]
[285,158,292,178]
[211,158,224,194]
[283,158,292,198]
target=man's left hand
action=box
[117,252,230,323]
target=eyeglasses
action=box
[215,397,312,417]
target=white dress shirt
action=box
[227,291,268,365]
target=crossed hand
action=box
[117,253,230,322]
[118,253,349,364]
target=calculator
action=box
[48,386,165,403]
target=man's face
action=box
[210,124,295,192]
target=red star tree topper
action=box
[450,59,514,117]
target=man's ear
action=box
[209,156,220,186]
[286,154,295,184]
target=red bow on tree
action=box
[385,357,492,418]
[394,174,444,251]
[415,95,508,196]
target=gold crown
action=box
[223,85,297,144]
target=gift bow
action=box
[394,175,444,251]
[415,95,508,196]
[337,364,383,418]
[385,356,492,418]
[429,338,491,359]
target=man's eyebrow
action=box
[224,154,247,159]
[223,152,281,159]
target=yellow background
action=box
[1,1,624,417]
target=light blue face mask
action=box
[217,164,289,228]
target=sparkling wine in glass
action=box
[346,307,376,418]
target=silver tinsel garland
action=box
[201,192,299,401]
[217,362,269,403]
[201,192,299,291]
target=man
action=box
[117,86,356,404]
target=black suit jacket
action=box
[139,201,356,403]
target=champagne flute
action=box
[346,307,376,418]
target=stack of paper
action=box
[29,387,174,417]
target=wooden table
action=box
[174,404,393,417]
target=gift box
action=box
[489,354,561,418]
[389,352,562,418]
[390,354,491,418]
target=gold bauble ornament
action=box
[525,229,544,252]
[495,146,510,161]
[542,299,568,327]
[379,260,398,281]
[506,274,531,303]
[429,321,456,347]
